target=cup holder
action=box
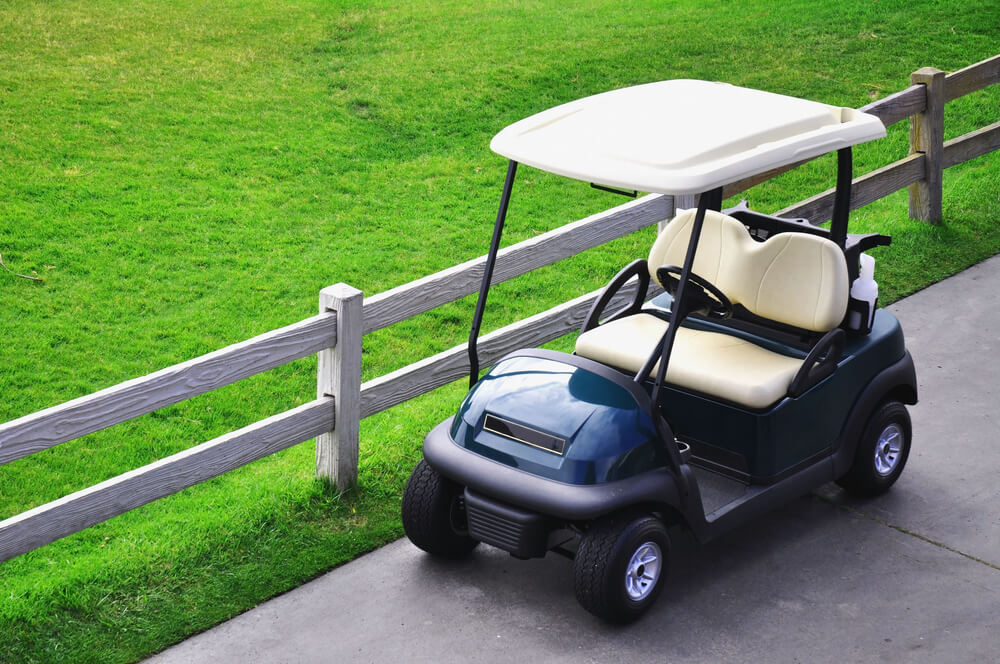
[676,439,692,464]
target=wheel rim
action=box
[624,541,662,601]
[874,423,904,476]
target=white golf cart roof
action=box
[490,79,886,195]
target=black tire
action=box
[573,512,670,624]
[836,400,911,497]
[402,459,479,558]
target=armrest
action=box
[787,328,845,398]
[580,259,650,334]
[845,233,891,282]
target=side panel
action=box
[660,309,909,480]
[831,350,917,478]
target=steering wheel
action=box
[656,265,733,320]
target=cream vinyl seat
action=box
[575,210,849,409]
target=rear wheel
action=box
[837,400,911,497]
[573,512,670,623]
[402,459,479,558]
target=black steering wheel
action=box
[656,265,733,320]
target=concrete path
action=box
[148,255,1000,664]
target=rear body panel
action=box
[662,308,909,481]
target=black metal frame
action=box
[468,147,866,392]
[642,188,722,402]
[830,147,853,249]
[468,159,518,388]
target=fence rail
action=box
[360,278,661,418]
[0,399,334,562]
[0,312,337,466]
[945,53,1000,101]
[360,193,670,334]
[2,54,998,563]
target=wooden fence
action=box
[1,55,998,563]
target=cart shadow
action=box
[409,486,861,633]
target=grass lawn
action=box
[1,0,998,661]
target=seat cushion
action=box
[575,313,804,409]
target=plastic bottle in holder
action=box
[850,253,878,330]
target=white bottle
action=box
[850,253,878,330]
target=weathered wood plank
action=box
[722,159,812,200]
[0,398,335,563]
[316,285,363,490]
[776,153,925,223]
[945,53,1000,102]
[909,68,946,223]
[859,84,926,129]
[705,86,928,202]
[361,194,670,334]
[0,313,337,467]
[360,279,661,418]
[942,121,1000,169]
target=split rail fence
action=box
[2,55,998,563]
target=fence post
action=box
[659,193,691,233]
[316,283,363,490]
[909,66,946,223]
[656,194,680,236]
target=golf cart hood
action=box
[448,351,665,485]
[490,79,886,195]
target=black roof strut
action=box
[468,149,849,390]
[468,159,518,389]
[644,188,723,408]
[830,147,853,249]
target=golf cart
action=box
[401,79,917,623]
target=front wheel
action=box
[402,459,479,558]
[836,400,912,497]
[573,513,670,623]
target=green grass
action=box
[1,0,998,661]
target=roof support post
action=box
[830,147,853,249]
[645,187,721,398]
[468,159,518,388]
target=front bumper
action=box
[463,489,552,558]
[423,418,681,522]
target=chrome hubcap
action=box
[625,541,662,601]
[874,423,903,476]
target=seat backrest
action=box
[647,209,849,332]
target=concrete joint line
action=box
[818,495,1000,573]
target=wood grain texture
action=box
[909,68,946,223]
[0,398,334,563]
[700,83,929,200]
[359,279,662,418]
[0,313,337,467]
[859,85,925,129]
[316,284,363,490]
[776,153,925,223]
[360,194,670,334]
[722,159,812,200]
[943,121,1000,169]
[658,195,678,233]
[945,53,1000,102]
